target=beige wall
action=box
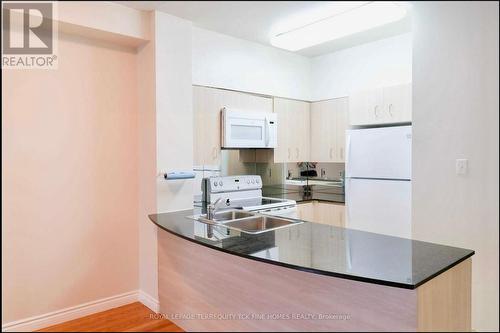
[412,2,499,331]
[2,33,139,323]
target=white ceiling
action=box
[116,1,411,57]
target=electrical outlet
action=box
[456,159,468,175]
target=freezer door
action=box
[345,178,411,239]
[346,125,411,179]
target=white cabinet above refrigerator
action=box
[349,83,412,126]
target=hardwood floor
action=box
[37,302,183,332]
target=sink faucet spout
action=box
[207,198,230,220]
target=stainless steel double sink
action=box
[188,209,303,235]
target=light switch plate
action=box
[456,159,468,175]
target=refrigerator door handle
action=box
[345,133,352,176]
[345,177,351,223]
[345,235,352,270]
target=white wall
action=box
[192,27,412,102]
[137,11,194,307]
[58,1,150,43]
[137,11,158,310]
[192,27,311,101]
[310,33,412,101]
[155,11,194,215]
[412,2,499,331]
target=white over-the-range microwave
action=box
[221,108,277,149]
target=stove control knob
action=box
[213,181,218,187]
[247,179,250,184]
[251,179,255,184]
[256,179,260,184]
[219,181,223,186]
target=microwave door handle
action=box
[265,116,270,147]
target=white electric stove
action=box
[201,175,297,218]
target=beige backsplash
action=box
[286,162,345,180]
[196,149,345,190]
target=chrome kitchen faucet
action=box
[207,197,230,220]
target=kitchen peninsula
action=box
[150,209,473,332]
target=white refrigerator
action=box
[345,125,412,238]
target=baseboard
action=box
[2,290,139,332]
[138,290,160,313]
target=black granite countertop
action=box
[262,184,345,203]
[149,207,474,289]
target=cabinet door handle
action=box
[374,105,379,118]
[329,148,333,159]
[388,104,393,117]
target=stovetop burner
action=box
[228,196,295,211]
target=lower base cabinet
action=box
[158,230,472,332]
[297,201,345,227]
[297,201,314,221]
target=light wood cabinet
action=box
[310,97,348,163]
[311,223,347,271]
[193,86,219,166]
[310,101,330,162]
[194,84,411,167]
[335,100,348,162]
[159,230,472,332]
[274,223,312,266]
[297,201,345,227]
[349,83,412,126]
[313,201,345,227]
[273,97,310,163]
[297,201,315,221]
[348,88,381,126]
[193,86,272,167]
[383,84,412,123]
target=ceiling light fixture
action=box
[270,1,409,51]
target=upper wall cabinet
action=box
[349,83,412,126]
[193,86,272,167]
[273,98,310,163]
[310,97,348,163]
